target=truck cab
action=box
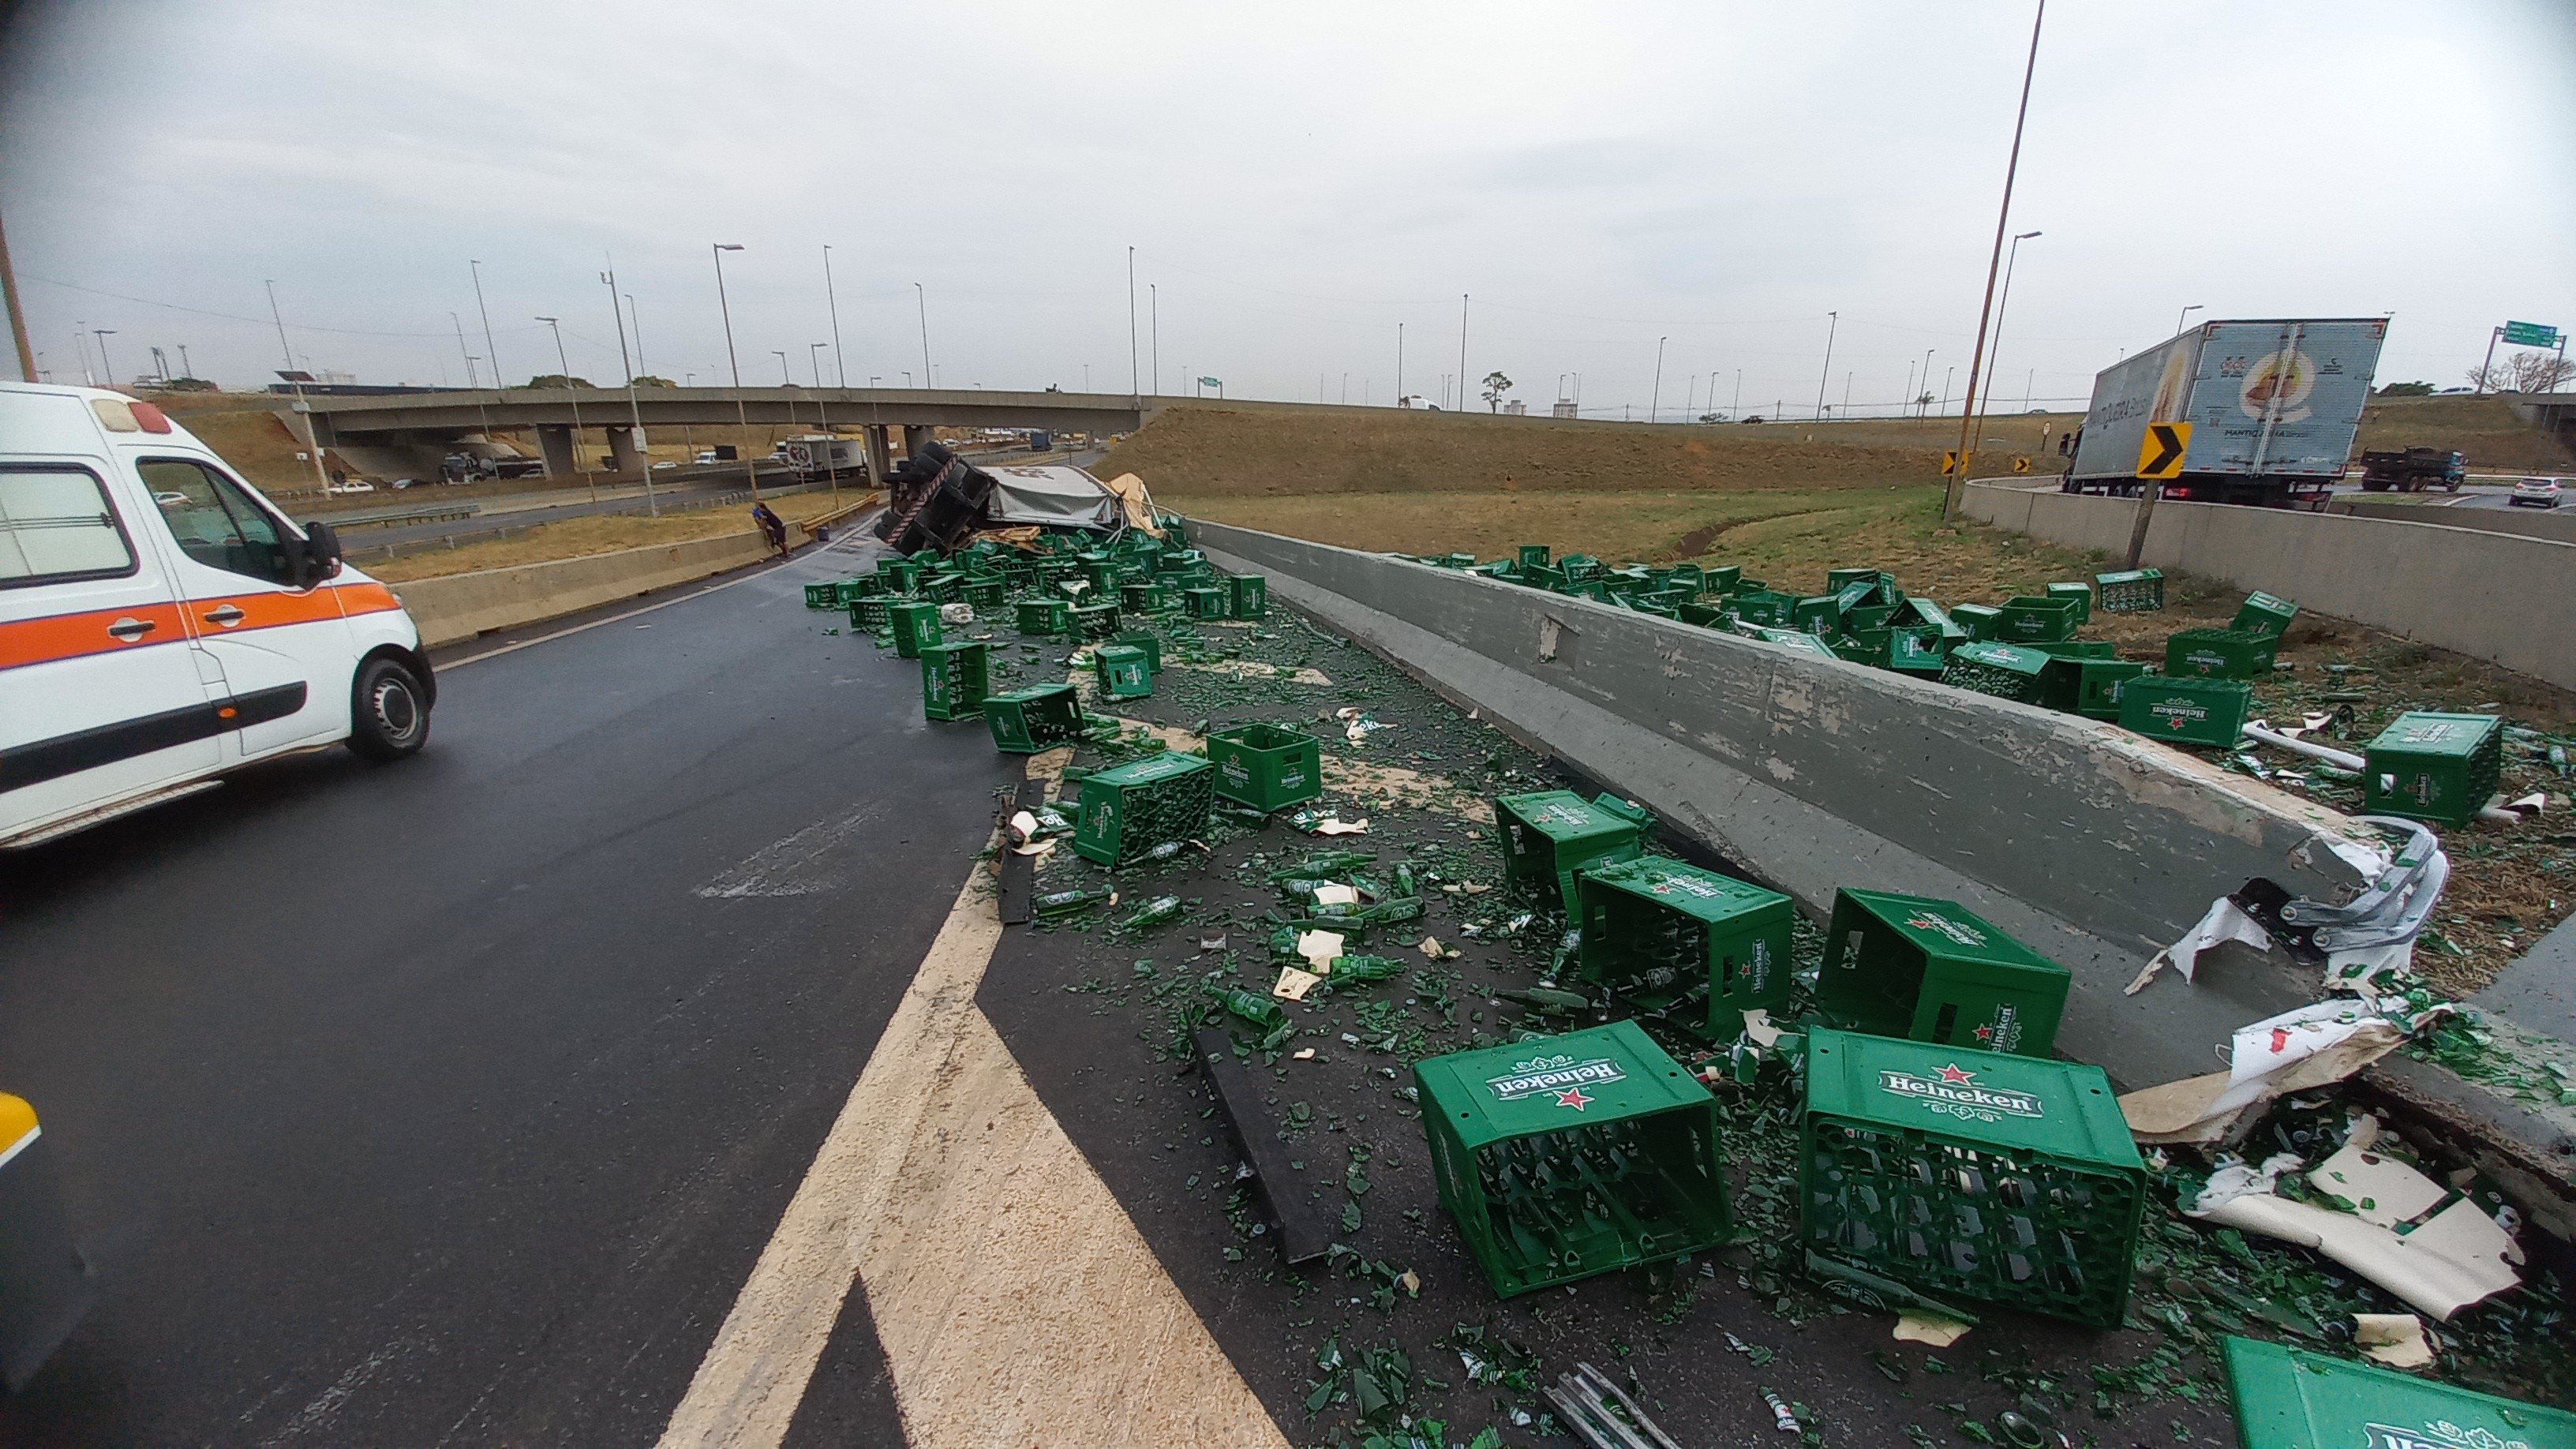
[1,384,436,849]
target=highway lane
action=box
[0,538,1006,1445]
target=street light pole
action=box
[0,207,34,382]
[823,245,848,388]
[1649,335,1666,423]
[599,256,658,515]
[1395,323,1403,404]
[914,283,931,388]
[1945,0,2047,519]
[1150,283,1159,397]
[470,260,504,391]
[1457,294,1468,415]
[1813,310,1838,421]
[811,343,837,501]
[535,316,596,503]
[92,328,118,389]
[264,281,331,495]
[1127,245,1140,401]
[712,243,759,500]
[2174,303,2204,339]
[1920,349,1935,417]
[1972,231,2040,448]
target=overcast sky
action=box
[6,0,2573,418]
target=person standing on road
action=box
[751,501,790,560]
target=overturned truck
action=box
[874,441,1158,554]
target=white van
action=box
[1,384,435,848]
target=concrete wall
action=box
[390,530,773,648]
[2327,496,2576,545]
[1191,519,2374,1093]
[1963,482,2576,688]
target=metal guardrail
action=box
[330,502,484,530]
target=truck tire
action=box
[347,656,430,762]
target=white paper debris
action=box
[1291,1046,1316,1061]
[1892,1312,1971,1347]
[1294,930,1346,971]
[2129,897,2275,994]
[2122,1001,2405,1144]
[1272,965,1324,1002]
[1312,817,1371,837]
[1742,1009,1784,1049]
[938,601,974,625]
[2354,1313,2434,1368]
[1312,883,1358,907]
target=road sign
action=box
[2502,320,2559,348]
[2012,456,2031,474]
[1940,451,1959,475]
[2136,421,2191,480]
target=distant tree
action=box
[2464,350,2575,395]
[629,374,677,388]
[2376,380,2435,397]
[1480,371,1513,413]
[520,373,594,389]
[152,376,219,392]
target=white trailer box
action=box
[2068,317,2386,506]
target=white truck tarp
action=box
[982,465,1125,530]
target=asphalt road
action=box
[0,538,1010,1445]
[340,466,814,551]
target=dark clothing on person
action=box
[752,503,789,558]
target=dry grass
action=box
[367,492,848,582]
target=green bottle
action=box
[1035,887,1114,917]
[1121,895,1184,930]
[1208,984,1286,1028]
[1265,850,1377,883]
[1325,954,1404,985]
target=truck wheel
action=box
[347,656,430,762]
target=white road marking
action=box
[658,766,1286,1449]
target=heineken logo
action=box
[1488,1054,1626,1109]
[2149,698,2211,724]
[1904,912,1989,949]
[1973,1004,2024,1052]
[2366,1421,2533,1449]
[1220,759,1250,784]
[1880,1065,2043,1124]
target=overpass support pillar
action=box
[902,425,934,461]
[864,425,893,483]
[535,425,578,477]
[604,425,647,475]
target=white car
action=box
[0,384,436,848]
[2509,476,2563,508]
[651,459,679,470]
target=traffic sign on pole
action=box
[2136,421,2191,480]
[2502,320,2559,348]
[1940,450,1960,475]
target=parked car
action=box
[651,459,679,470]
[2510,476,2563,508]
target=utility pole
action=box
[451,311,496,462]
[1649,336,1666,423]
[1150,283,1159,396]
[1919,349,1935,417]
[2474,325,2501,395]
[92,328,118,389]
[1396,323,1404,403]
[1972,231,2041,454]
[914,283,932,388]
[470,259,503,390]
[1945,0,2047,519]
[602,256,656,515]
[712,243,759,500]
[1127,245,1140,401]
[0,206,33,381]
[178,344,195,381]
[536,316,597,502]
[265,281,331,495]
[1457,294,1469,417]
[823,245,848,388]
[2174,304,2203,339]
[1813,310,1838,421]
[811,343,836,501]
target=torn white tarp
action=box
[2129,897,2275,992]
[2120,998,2406,1144]
[2187,1122,2522,1320]
[2132,818,2449,997]
[980,465,1125,530]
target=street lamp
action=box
[914,283,931,387]
[470,259,503,391]
[1972,231,2041,443]
[2174,303,2204,337]
[1920,348,1935,417]
[534,316,597,502]
[92,328,118,388]
[1649,335,1666,423]
[1813,310,1839,421]
[711,243,758,500]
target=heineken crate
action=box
[1515,544,1552,571]
[1156,548,1207,575]
[1083,559,1123,593]
[2119,674,2252,747]
[1518,563,1567,592]
[2043,580,2091,623]
[1181,586,1230,620]
[984,683,1084,753]
[803,580,846,609]
[1826,567,1882,597]
[1702,564,1743,595]
[1885,626,1949,677]
[962,578,1005,608]
[1015,597,1069,635]
[1229,573,1268,618]
[1831,628,1892,667]
[1071,752,1215,867]
[887,600,943,659]
[2091,567,2163,612]
[1627,599,1680,621]
[1950,602,2002,640]
[2164,627,2277,679]
[2224,1335,2576,1449]
[1416,1021,1733,1297]
[1814,889,2069,1057]
[2231,590,2297,638]
[919,641,990,721]
[877,557,922,593]
[836,575,886,605]
[1207,722,1323,812]
[1119,579,1170,614]
[1495,790,1649,913]
[848,595,893,631]
[1441,552,1478,570]
[1993,594,2082,644]
[1902,597,1967,640]
[1577,857,1796,1028]
[919,571,964,604]
[1744,627,1841,662]
[1666,563,1704,596]
[1799,1028,2144,1327]
[1791,594,1844,636]
[1109,630,1163,675]
[1843,602,1897,634]
[1941,640,2051,704]
[1070,601,1123,641]
[1094,642,1153,698]
[1676,601,1731,629]
[2361,711,2503,826]
[2051,657,2148,720]
[1558,553,1601,581]
[1729,589,1798,627]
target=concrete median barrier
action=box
[389,530,775,648]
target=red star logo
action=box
[1973,1024,1995,1042]
[1556,1087,1593,1110]
[1937,1063,1975,1084]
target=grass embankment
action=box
[367,492,851,583]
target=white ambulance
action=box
[1,384,435,848]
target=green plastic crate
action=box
[1665,564,1704,596]
[1703,565,1743,595]
[2037,654,2147,717]
[1815,888,2069,1056]
[984,683,1084,753]
[1094,642,1153,698]
[1072,752,1215,866]
[1181,586,1230,620]
[1950,602,2002,639]
[887,600,943,658]
[2091,567,2163,612]
[1993,595,2082,644]
[1832,627,1892,666]
[803,580,844,609]
[1229,574,1268,618]
[2231,590,2298,638]
[919,571,964,604]
[1016,598,1069,635]
[1496,790,1649,913]
[1885,627,1949,677]
[1206,722,1323,812]
[1416,1022,1733,1297]
[2164,627,2277,679]
[1070,601,1123,641]
[1743,626,1842,661]
[1515,544,1552,570]
[1676,601,1731,629]
[1799,1028,2144,1327]
[2362,711,2503,826]
[1557,553,1601,581]
[836,575,885,605]
[1843,602,1898,634]
[876,558,921,594]
[919,641,989,721]
[1941,640,2051,704]
[1902,597,1967,640]
[1119,580,1170,614]
[848,596,891,631]
[1576,857,1796,1029]
[1109,630,1163,675]
[1791,594,1844,636]
[2224,1335,2576,1449]
[2119,674,2251,746]
[2043,580,2091,623]
[962,578,1005,608]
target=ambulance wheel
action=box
[348,657,429,761]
